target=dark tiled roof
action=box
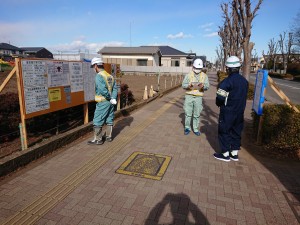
[157,46,187,56]
[99,46,160,55]
[0,43,22,51]
[21,47,45,52]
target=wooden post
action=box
[268,76,299,113]
[157,71,160,92]
[15,58,28,149]
[84,103,89,124]
[256,81,267,145]
[117,78,121,110]
[256,115,263,145]
[19,123,25,150]
[0,66,17,93]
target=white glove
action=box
[110,99,117,105]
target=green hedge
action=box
[252,104,300,160]
[287,63,300,76]
[0,64,13,71]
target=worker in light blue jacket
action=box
[88,57,118,145]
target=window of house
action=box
[186,60,193,67]
[171,59,180,67]
[137,59,147,66]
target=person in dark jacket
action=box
[214,56,249,162]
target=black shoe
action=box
[229,152,239,161]
[213,153,230,162]
[88,140,104,145]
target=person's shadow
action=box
[107,116,133,139]
[145,193,210,225]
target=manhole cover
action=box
[116,152,172,180]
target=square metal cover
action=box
[116,152,172,180]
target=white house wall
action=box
[161,57,189,67]
[121,65,191,74]
[53,53,100,61]
[102,54,159,66]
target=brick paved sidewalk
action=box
[0,73,299,225]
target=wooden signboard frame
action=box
[11,58,120,150]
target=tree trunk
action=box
[242,41,254,81]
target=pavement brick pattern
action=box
[0,72,299,225]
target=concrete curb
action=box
[0,84,182,177]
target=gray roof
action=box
[99,46,160,55]
[146,46,188,56]
[21,47,45,52]
[99,45,188,57]
[0,43,22,51]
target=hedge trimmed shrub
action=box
[120,83,135,109]
[252,104,300,160]
[287,63,300,76]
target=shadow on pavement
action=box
[179,113,185,129]
[201,99,219,152]
[144,193,210,225]
[112,116,134,139]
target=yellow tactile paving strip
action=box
[1,96,180,225]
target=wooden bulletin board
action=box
[17,58,117,119]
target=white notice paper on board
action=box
[47,61,70,87]
[69,62,83,92]
[21,60,50,114]
[83,62,95,102]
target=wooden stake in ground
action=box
[268,76,299,113]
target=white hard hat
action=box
[90,57,103,67]
[193,58,203,69]
[225,56,241,68]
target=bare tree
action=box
[264,38,279,71]
[291,10,300,49]
[215,44,224,71]
[232,0,264,81]
[278,32,293,73]
[221,2,242,57]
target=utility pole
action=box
[130,21,133,47]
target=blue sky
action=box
[0,0,299,62]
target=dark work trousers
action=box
[218,110,244,153]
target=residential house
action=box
[99,46,161,66]
[0,43,53,60]
[98,46,199,68]
[0,43,24,60]
[21,47,53,59]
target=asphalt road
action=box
[249,73,300,105]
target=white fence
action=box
[120,66,191,74]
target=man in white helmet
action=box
[214,56,248,161]
[88,57,118,145]
[182,58,210,135]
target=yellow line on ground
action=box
[1,96,180,225]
